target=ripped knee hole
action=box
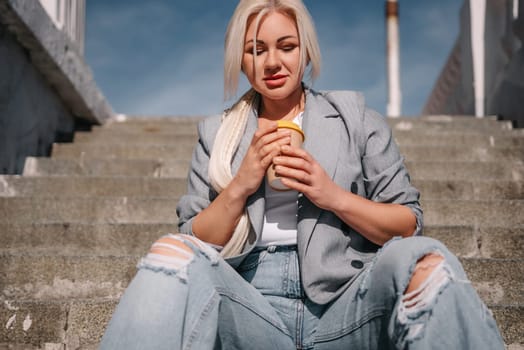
[149,235,195,259]
[405,254,445,296]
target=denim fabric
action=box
[313,236,505,349]
[237,245,325,349]
[100,235,505,350]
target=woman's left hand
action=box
[272,145,342,211]
[273,145,417,245]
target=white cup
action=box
[267,120,305,191]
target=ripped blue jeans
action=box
[100,235,505,349]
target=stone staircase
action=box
[0,115,523,349]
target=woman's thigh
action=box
[236,246,325,350]
[313,236,482,350]
[101,234,296,350]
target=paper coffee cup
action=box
[267,120,305,191]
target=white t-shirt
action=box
[257,113,303,247]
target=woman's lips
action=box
[264,75,287,88]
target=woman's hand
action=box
[273,145,417,245]
[272,145,342,211]
[192,122,291,246]
[231,122,292,198]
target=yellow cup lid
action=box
[277,120,305,141]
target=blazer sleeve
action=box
[361,107,423,236]
[176,116,220,236]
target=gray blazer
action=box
[177,87,423,305]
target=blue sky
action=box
[85,0,463,117]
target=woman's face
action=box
[242,11,303,103]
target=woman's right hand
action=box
[192,121,291,245]
[231,121,291,197]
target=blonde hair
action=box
[224,0,321,100]
[209,0,321,257]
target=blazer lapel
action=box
[301,89,341,182]
[298,90,342,252]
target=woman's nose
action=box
[264,49,280,70]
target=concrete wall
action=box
[0,23,76,173]
[0,0,114,174]
[487,0,524,127]
[423,0,524,127]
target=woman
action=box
[100,1,504,349]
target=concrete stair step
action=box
[50,143,524,163]
[1,223,521,259]
[2,176,521,200]
[23,157,190,178]
[0,222,517,257]
[0,255,135,301]
[461,258,524,306]
[74,131,524,148]
[0,175,187,197]
[393,130,524,147]
[92,120,201,135]
[23,157,524,181]
[5,299,519,348]
[76,129,524,149]
[1,198,522,226]
[74,131,199,144]
[388,116,515,131]
[111,116,203,122]
[422,199,524,226]
[0,222,172,256]
[102,115,513,132]
[1,197,522,227]
[412,179,524,200]
[424,226,524,259]
[405,161,524,181]
[400,145,524,162]
[84,116,518,141]
[88,126,198,138]
[0,197,180,223]
[492,305,524,347]
[1,253,521,304]
[51,143,196,160]
[0,298,117,348]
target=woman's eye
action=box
[281,45,297,52]
[244,46,260,55]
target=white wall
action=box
[39,0,85,54]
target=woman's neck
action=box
[259,87,305,121]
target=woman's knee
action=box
[149,234,196,259]
[139,233,220,280]
[378,236,452,271]
[360,237,456,295]
[378,236,464,299]
[404,253,444,294]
